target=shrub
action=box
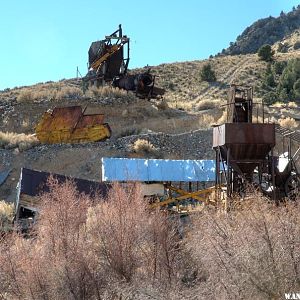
[200,63,216,82]
[293,78,300,99]
[293,41,300,50]
[277,42,289,53]
[272,61,287,75]
[17,90,33,102]
[0,131,39,151]
[0,181,184,299]
[258,44,274,62]
[262,91,278,105]
[278,117,298,128]
[155,99,169,110]
[287,101,298,108]
[0,201,14,233]
[188,197,300,299]
[195,99,222,111]
[55,86,83,100]
[116,126,141,138]
[132,139,161,158]
[86,85,134,100]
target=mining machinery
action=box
[84,25,165,99]
[213,85,300,205]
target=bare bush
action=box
[86,85,135,101]
[155,99,169,110]
[17,84,83,103]
[198,113,216,128]
[132,139,161,158]
[55,86,83,100]
[188,197,300,299]
[0,131,39,151]
[195,99,222,111]
[288,101,298,108]
[0,181,184,299]
[0,201,14,233]
[278,116,298,128]
[17,89,33,102]
[217,109,227,124]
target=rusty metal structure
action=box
[84,25,165,99]
[112,69,165,99]
[85,24,130,86]
[213,85,299,206]
[36,106,111,144]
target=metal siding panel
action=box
[102,158,220,182]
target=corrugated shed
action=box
[19,168,110,197]
[102,158,221,182]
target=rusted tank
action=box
[213,123,275,176]
[36,106,111,144]
[112,70,165,99]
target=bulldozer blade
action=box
[36,106,111,144]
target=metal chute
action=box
[36,106,111,144]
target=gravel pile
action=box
[111,129,214,159]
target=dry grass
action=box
[271,101,285,108]
[86,85,135,101]
[198,114,216,128]
[16,84,83,103]
[0,131,39,151]
[155,98,169,110]
[278,116,298,128]
[0,201,14,233]
[217,110,227,124]
[195,98,223,111]
[287,101,298,108]
[132,139,161,158]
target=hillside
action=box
[223,6,300,55]
[1,39,300,202]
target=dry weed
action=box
[198,114,216,128]
[0,201,14,233]
[17,84,83,102]
[55,86,83,100]
[0,181,185,299]
[195,99,222,111]
[17,90,33,102]
[188,197,300,299]
[0,131,39,151]
[287,101,298,108]
[86,85,134,100]
[217,110,227,124]
[155,99,169,110]
[272,101,286,108]
[132,139,161,158]
[278,117,298,128]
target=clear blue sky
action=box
[0,0,299,90]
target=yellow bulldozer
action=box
[36,106,111,144]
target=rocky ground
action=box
[0,84,215,202]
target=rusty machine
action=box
[84,24,165,99]
[213,85,300,206]
[36,106,111,144]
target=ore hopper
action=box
[36,106,111,144]
[213,85,299,204]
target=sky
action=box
[0,0,300,90]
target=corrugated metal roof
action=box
[102,158,221,182]
[19,168,110,197]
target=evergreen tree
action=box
[200,63,216,82]
[258,44,274,62]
